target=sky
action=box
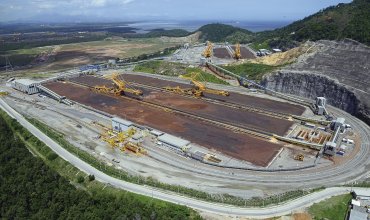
[0,0,353,23]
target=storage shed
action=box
[11,79,40,94]
[158,133,190,151]
[112,117,133,132]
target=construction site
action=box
[1,41,368,200]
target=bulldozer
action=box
[234,43,241,60]
[202,41,213,58]
[294,154,304,161]
[180,72,229,97]
[93,73,143,97]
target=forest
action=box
[0,112,201,220]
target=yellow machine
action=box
[93,73,143,97]
[234,43,241,60]
[111,73,143,96]
[294,154,304,161]
[202,41,213,58]
[100,127,146,156]
[162,86,202,98]
[0,91,9,96]
[180,72,230,96]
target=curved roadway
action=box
[1,98,369,218]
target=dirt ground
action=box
[213,48,232,59]
[44,81,283,166]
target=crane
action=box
[234,43,241,60]
[180,72,230,96]
[202,41,213,58]
[93,73,143,97]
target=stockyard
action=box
[1,43,367,199]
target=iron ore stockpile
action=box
[231,46,256,59]
[44,74,305,167]
[213,48,232,59]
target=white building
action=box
[11,79,40,94]
[158,133,190,152]
[111,117,133,132]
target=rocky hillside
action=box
[261,40,370,125]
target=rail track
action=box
[129,81,293,121]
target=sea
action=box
[127,20,293,33]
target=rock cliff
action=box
[261,40,370,125]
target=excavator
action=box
[93,73,143,97]
[234,43,241,60]
[180,72,230,97]
[202,41,213,58]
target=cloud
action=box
[91,0,107,7]
[122,0,135,4]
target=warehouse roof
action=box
[112,117,133,126]
[150,129,164,136]
[158,133,190,148]
[14,79,40,86]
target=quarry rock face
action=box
[261,40,370,125]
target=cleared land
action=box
[1,38,179,77]
[213,48,232,59]
[44,81,282,166]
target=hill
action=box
[255,0,370,49]
[197,23,254,43]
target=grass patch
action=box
[222,62,277,81]
[134,60,229,85]
[308,194,352,220]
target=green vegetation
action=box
[0,109,201,219]
[308,194,352,220]
[183,68,229,85]
[256,0,370,49]
[222,63,277,81]
[198,23,253,43]
[133,60,229,84]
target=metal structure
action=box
[180,72,230,97]
[202,41,213,58]
[162,85,202,98]
[94,73,143,97]
[234,43,241,60]
[4,56,13,72]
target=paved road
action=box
[1,98,369,218]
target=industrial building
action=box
[158,133,190,153]
[324,141,337,156]
[150,129,164,137]
[11,79,40,94]
[332,117,346,132]
[112,117,134,132]
[315,97,327,115]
